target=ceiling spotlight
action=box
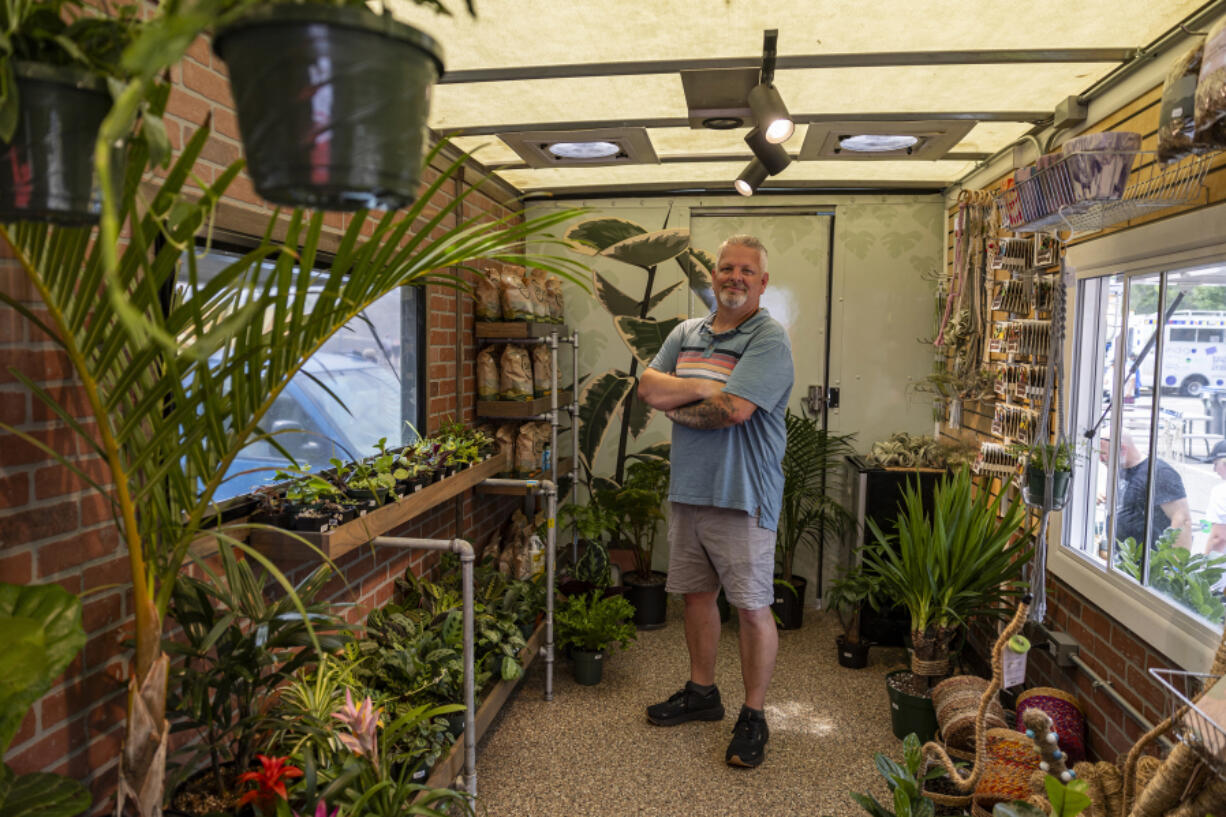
[734,159,768,196]
[838,134,920,153]
[702,116,744,130]
[748,83,794,144]
[744,127,791,175]
[547,140,621,159]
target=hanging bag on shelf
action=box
[546,276,565,323]
[1159,44,1205,163]
[531,344,553,398]
[477,346,500,401]
[474,267,502,320]
[500,344,534,401]
[1195,18,1226,149]
[526,268,551,320]
[499,267,535,321]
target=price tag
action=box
[1003,634,1030,688]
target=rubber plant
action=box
[0,583,90,817]
[0,122,588,815]
[566,214,715,489]
[862,466,1033,673]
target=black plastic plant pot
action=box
[1023,467,1071,510]
[213,4,444,211]
[0,63,111,225]
[885,669,938,743]
[571,649,605,685]
[717,589,731,623]
[771,575,807,630]
[623,571,668,629]
[836,634,870,669]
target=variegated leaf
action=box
[600,228,690,269]
[627,441,671,462]
[643,280,683,315]
[4,772,91,817]
[624,390,653,439]
[614,315,685,368]
[593,271,641,318]
[677,248,716,309]
[577,370,634,471]
[565,218,647,256]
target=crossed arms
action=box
[637,368,756,430]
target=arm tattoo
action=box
[666,394,736,430]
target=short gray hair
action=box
[717,234,768,273]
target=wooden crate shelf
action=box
[476,458,574,495]
[248,452,509,561]
[476,390,571,419]
[475,321,567,339]
[424,621,548,791]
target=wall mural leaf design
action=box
[676,247,716,309]
[626,441,671,462]
[577,370,634,471]
[600,228,690,268]
[625,390,653,440]
[841,229,876,260]
[593,271,641,318]
[614,315,685,369]
[564,217,647,256]
[883,230,922,258]
[643,280,683,313]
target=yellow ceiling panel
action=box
[950,122,1037,154]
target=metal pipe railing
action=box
[371,536,479,796]
[1067,652,1175,752]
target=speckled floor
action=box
[472,598,905,817]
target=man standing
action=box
[1105,431,1191,550]
[636,234,794,768]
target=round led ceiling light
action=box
[838,134,920,153]
[547,141,621,159]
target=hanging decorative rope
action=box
[1022,250,1069,623]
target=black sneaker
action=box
[726,705,768,767]
[646,682,725,726]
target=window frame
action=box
[174,232,428,507]
[1060,201,1226,672]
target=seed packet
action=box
[499,267,534,321]
[1158,44,1204,162]
[477,346,500,401]
[532,344,553,398]
[1195,18,1226,149]
[500,345,533,401]
[473,267,502,320]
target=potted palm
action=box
[554,591,637,685]
[601,457,670,628]
[773,409,855,629]
[0,0,140,224]
[211,0,464,210]
[825,566,877,669]
[862,466,1031,741]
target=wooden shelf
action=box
[424,621,548,791]
[475,321,567,339]
[248,453,509,561]
[476,458,574,495]
[477,390,571,419]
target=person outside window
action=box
[636,234,794,769]
[1103,430,1191,550]
[1203,440,1226,554]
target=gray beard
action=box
[719,289,747,308]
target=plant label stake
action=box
[1003,634,1030,688]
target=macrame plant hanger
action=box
[1022,248,1070,623]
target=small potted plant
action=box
[825,566,877,669]
[554,591,637,685]
[600,457,670,628]
[274,466,347,531]
[1016,441,1074,510]
[211,0,462,211]
[0,1,140,224]
[559,497,617,595]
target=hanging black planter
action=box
[0,63,111,225]
[213,4,444,211]
[1023,467,1071,510]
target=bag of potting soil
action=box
[473,267,502,320]
[499,267,535,321]
[532,344,553,398]
[477,346,500,400]
[545,276,565,323]
[1195,18,1226,149]
[495,423,516,465]
[514,424,537,475]
[523,268,547,320]
[1158,44,1204,162]
[500,345,533,401]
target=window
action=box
[1068,262,1226,636]
[179,243,424,501]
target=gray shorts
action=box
[664,502,777,610]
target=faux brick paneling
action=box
[0,22,526,816]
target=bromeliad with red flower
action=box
[237,754,304,817]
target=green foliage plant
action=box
[992,776,1092,817]
[840,733,940,817]
[1011,441,1074,474]
[555,591,637,654]
[777,409,856,583]
[825,567,878,644]
[163,546,349,802]
[862,466,1033,667]
[1115,532,1226,623]
[600,457,669,579]
[0,583,91,817]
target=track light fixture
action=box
[734,158,768,196]
[743,126,791,175]
[748,83,794,144]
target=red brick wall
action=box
[0,24,522,814]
